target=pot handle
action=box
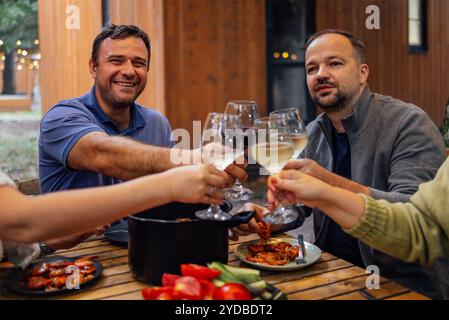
[226,210,256,228]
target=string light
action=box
[32,61,38,67]
[17,65,23,71]
[282,52,289,59]
[291,54,298,61]
[34,39,39,45]
[17,49,22,55]
[20,58,25,64]
[0,56,5,61]
[22,50,28,56]
[16,40,22,46]
[28,64,33,70]
[0,40,3,46]
[273,52,280,59]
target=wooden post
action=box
[38,0,102,113]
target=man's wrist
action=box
[326,171,370,195]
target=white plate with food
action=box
[234,237,322,271]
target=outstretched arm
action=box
[270,161,449,266]
[0,164,226,244]
[68,131,179,180]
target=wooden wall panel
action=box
[164,0,267,133]
[315,0,449,127]
[16,68,37,95]
[38,0,102,112]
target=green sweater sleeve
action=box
[344,158,449,267]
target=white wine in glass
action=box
[289,134,308,159]
[270,108,308,159]
[250,141,294,175]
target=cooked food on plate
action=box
[246,241,300,265]
[257,220,271,240]
[21,255,98,291]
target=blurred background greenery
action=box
[0,111,39,182]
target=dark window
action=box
[265,0,315,125]
[408,0,427,53]
[102,0,111,27]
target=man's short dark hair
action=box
[305,29,367,64]
[91,24,151,67]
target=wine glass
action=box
[268,108,309,221]
[269,108,308,159]
[195,113,243,221]
[223,100,259,201]
[252,116,295,176]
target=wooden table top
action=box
[0,234,430,300]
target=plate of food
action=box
[234,237,322,271]
[4,255,103,296]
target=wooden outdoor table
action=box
[0,234,430,300]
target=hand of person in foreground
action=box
[267,170,332,208]
[268,170,365,229]
[194,143,248,185]
[164,164,227,206]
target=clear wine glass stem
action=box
[231,179,244,192]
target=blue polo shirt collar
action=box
[82,86,145,134]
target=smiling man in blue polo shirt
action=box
[39,25,174,193]
[39,25,245,194]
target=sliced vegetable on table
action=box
[141,262,286,300]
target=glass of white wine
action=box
[268,109,309,222]
[251,116,300,225]
[195,113,243,221]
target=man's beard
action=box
[312,88,352,114]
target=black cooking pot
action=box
[128,201,255,285]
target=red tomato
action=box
[180,264,221,280]
[199,279,216,300]
[213,283,252,300]
[156,291,174,300]
[141,287,173,300]
[173,276,202,300]
[162,273,180,287]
